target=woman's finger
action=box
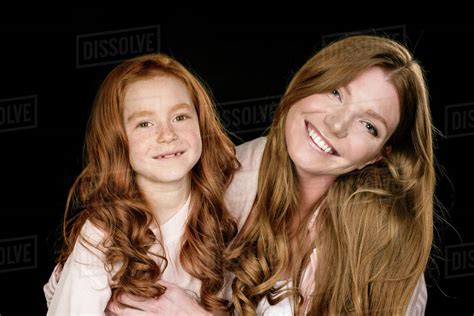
[105,299,151,316]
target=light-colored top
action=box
[44,194,197,316]
[45,136,428,315]
[225,137,427,315]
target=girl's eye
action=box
[331,89,342,102]
[363,121,379,137]
[137,121,152,128]
[174,114,188,122]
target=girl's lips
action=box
[153,150,185,159]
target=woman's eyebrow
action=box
[366,109,388,131]
[345,85,388,131]
[343,85,352,97]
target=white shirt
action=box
[226,137,427,315]
[44,194,198,316]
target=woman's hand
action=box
[105,281,212,316]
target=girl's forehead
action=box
[123,76,193,109]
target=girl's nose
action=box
[157,123,178,143]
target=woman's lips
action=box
[305,121,339,156]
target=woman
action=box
[228,35,433,315]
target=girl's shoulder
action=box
[71,219,109,265]
[80,219,107,246]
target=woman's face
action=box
[285,66,400,179]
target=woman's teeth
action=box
[307,126,335,154]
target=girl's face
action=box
[285,66,400,180]
[123,75,202,187]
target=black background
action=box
[0,12,472,315]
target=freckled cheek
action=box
[177,124,202,142]
[128,138,151,159]
[190,134,203,154]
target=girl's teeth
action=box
[160,152,182,158]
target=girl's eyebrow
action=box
[126,110,154,123]
[126,103,193,123]
[171,103,194,112]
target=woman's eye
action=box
[363,121,378,137]
[137,121,152,128]
[331,89,342,102]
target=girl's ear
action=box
[385,145,392,156]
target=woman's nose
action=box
[323,109,351,138]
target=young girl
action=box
[43,54,239,315]
[227,35,434,315]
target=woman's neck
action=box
[297,173,335,218]
[281,173,336,280]
[137,175,191,224]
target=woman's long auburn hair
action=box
[228,35,436,315]
[56,54,239,313]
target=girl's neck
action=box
[137,175,191,225]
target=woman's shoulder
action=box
[235,136,267,171]
[225,137,267,228]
